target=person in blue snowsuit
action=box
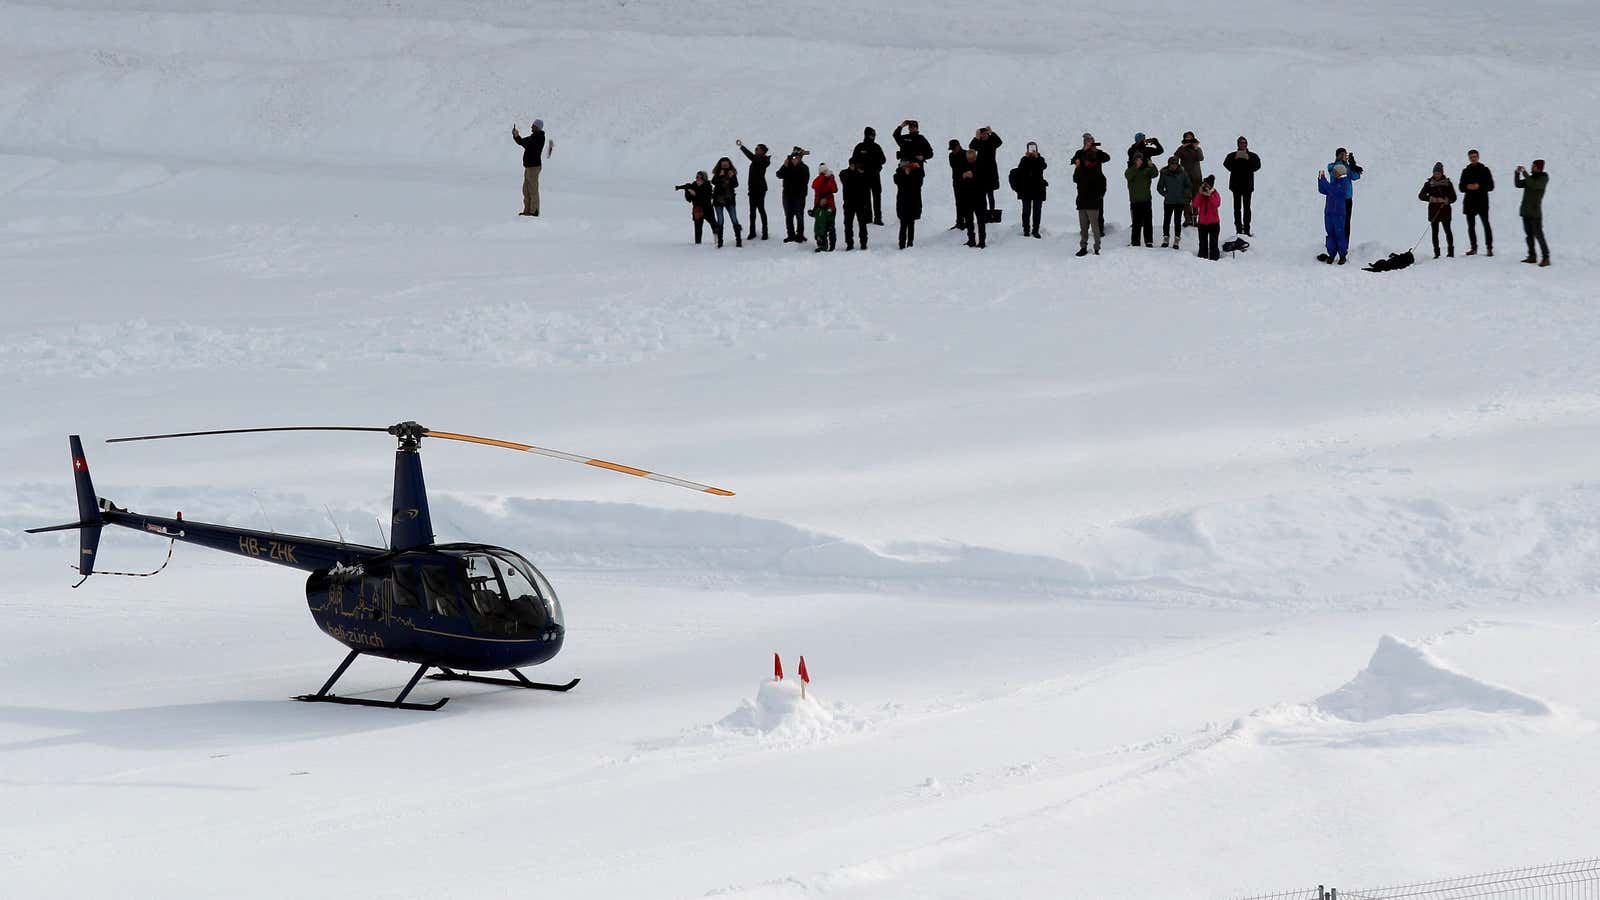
[1326,148,1363,240]
[1317,164,1351,264]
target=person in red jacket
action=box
[1191,174,1222,260]
[811,164,839,252]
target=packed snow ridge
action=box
[1314,634,1550,722]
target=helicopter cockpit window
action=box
[419,563,461,618]
[458,551,563,636]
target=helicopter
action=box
[27,422,733,710]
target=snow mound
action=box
[1314,635,1550,722]
[715,680,857,743]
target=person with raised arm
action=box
[736,139,771,241]
[511,118,554,216]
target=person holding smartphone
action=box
[1514,159,1550,266]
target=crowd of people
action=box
[512,118,1554,267]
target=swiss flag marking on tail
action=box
[798,656,810,684]
[73,457,87,472]
[773,652,784,681]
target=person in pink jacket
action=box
[1192,174,1222,260]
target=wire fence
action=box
[1236,859,1600,900]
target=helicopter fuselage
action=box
[102,507,565,672]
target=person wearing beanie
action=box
[1070,134,1112,241]
[1175,131,1204,226]
[1514,159,1550,266]
[1012,141,1049,239]
[894,158,925,249]
[810,164,839,252]
[850,126,889,225]
[1222,136,1262,236]
[673,170,717,246]
[1125,152,1158,248]
[1326,147,1364,241]
[1418,162,1457,258]
[1127,132,1165,167]
[1192,174,1223,260]
[957,149,988,248]
[839,159,873,250]
[968,126,1005,215]
[1156,155,1192,250]
[1317,164,1351,264]
[775,150,812,243]
[1458,149,1495,256]
[736,139,771,241]
[948,139,972,230]
[1072,136,1110,256]
[511,118,554,216]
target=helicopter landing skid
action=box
[292,651,450,711]
[427,667,580,692]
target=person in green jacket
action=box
[1514,159,1550,266]
[1155,156,1192,250]
[1126,153,1158,247]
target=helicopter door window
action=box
[420,564,462,618]
[390,564,422,609]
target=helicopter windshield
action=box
[458,550,563,637]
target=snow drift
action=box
[1315,634,1550,721]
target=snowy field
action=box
[3,1,1599,897]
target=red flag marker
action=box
[773,652,783,681]
[798,655,809,699]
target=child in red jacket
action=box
[811,165,839,251]
[1192,174,1222,260]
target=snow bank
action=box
[1315,634,1550,722]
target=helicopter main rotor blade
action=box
[423,430,735,497]
[107,426,390,443]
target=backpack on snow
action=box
[1221,238,1250,254]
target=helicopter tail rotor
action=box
[24,435,105,584]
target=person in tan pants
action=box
[512,119,554,216]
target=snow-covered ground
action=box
[3,1,1598,897]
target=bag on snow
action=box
[1221,238,1250,254]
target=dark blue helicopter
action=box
[28,422,733,710]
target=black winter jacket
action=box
[1127,137,1164,165]
[514,130,546,167]
[1458,162,1494,213]
[893,125,935,165]
[1222,150,1261,192]
[711,171,739,207]
[1013,154,1048,202]
[894,166,925,220]
[1418,176,1457,221]
[1073,162,1108,210]
[969,132,1004,191]
[740,145,771,196]
[775,159,811,200]
[851,139,887,173]
[839,168,873,213]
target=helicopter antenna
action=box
[250,490,276,534]
[324,504,346,544]
[373,516,389,550]
[107,422,735,496]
